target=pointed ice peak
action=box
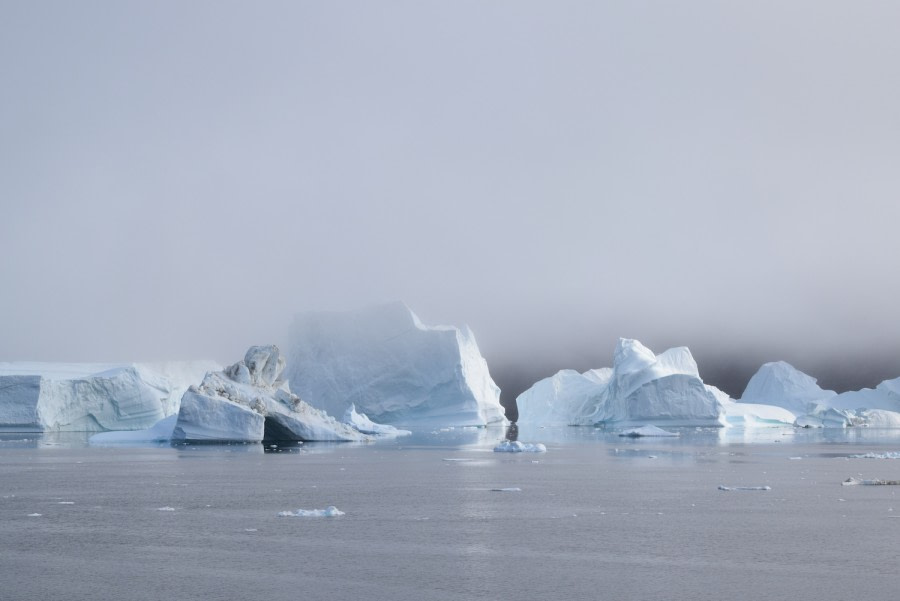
[613,339,657,374]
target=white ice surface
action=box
[90,415,178,444]
[493,441,547,453]
[516,339,724,428]
[171,345,371,443]
[618,425,679,437]
[739,361,836,415]
[285,302,508,427]
[277,506,344,517]
[0,360,219,432]
[342,404,411,437]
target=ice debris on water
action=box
[847,452,900,459]
[718,485,771,491]
[27,513,41,517]
[843,477,900,486]
[491,487,522,492]
[157,506,176,511]
[619,425,678,438]
[277,506,345,517]
[493,441,547,453]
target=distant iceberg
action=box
[0,361,218,433]
[516,339,724,428]
[284,302,508,427]
[739,363,900,428]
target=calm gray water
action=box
[2,426,900,601]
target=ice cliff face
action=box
[172,345,371,443]
[0,361,218,432]
[516,339,724,427]
[284,303,507,427]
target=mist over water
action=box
[2,2,899,405]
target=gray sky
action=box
[2,1,899,399]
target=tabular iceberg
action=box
[516,339,725,427]
[0,361,218,432]
[171,345,372,443]
[284,303,508,427]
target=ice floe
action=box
[277,506,345,517]
[618,425,679,437]
[493,441,547,453]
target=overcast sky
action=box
[2,1,899,400]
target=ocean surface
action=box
[2,425,900,601]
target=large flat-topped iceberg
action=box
[516,339,724,427]
[0,361,218,432]
[284,303,508,427]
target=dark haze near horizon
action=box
[2,2,899,411]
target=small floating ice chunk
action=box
[718,485,771,491]
[157,506,176,511]
[27,513,41,517]
[848,452,900,459]
[843,477,900,486]
[491,487,522,492]
[442,458,473,462]
[57,501,75,505]
[493,441,547,453]
[277,506,345,517]
[619,425,679,438]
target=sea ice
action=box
[277,506,345,517]
[718,485,771,491]
[493,441,547,453]
[284,302,508,427]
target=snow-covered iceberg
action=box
[171,345,372,443]
[0,361,218,433]
[284,303,508,427]
[516,339,724,428]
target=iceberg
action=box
[284,302,508,427]
[739,361,836,415]
[739,364,900,427]
[171,345,373,443]
[516,339,724,428]
[0,361,217,433]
